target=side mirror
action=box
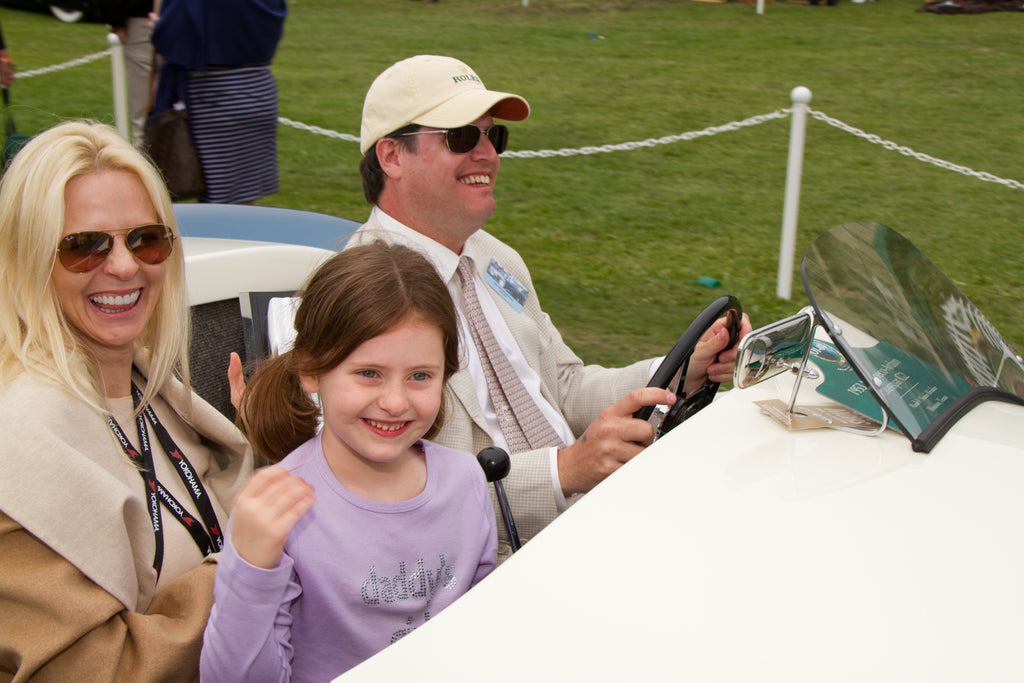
[734,307,816,389]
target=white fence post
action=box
[776,86,812,300]
[108,32,130,142]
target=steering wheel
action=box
[634,295,743,441]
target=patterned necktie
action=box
[456,256,564,453]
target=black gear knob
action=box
[476,446,520,553]
[477,446,511,482]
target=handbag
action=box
[143,106,206,200]
[2,87,32,170]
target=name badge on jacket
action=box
[484,258,529,313]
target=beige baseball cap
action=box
[360,55,530,155]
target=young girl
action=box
[201,242,497,681]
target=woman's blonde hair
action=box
[0,120,190,414]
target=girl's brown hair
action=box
[237,241,459,462]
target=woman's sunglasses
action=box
[56,224,176,273]
[398,124,510,155]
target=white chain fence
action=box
[279,106,1024,191]
[14,50,111,80]
[17,50,1024,193]
[278,117,360,144]
[807,109,1024,192]
[498,110,792,158]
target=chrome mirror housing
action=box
[734,307,816,389]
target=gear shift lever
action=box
[476,446,521,553]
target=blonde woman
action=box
[0,121,252,680]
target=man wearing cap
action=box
[349,55,748,555]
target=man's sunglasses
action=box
[56,224,176,273]
[398,124,510,155]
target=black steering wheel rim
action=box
[635,295,742,440]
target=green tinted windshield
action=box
[801,221,1024,451]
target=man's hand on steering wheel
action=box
[557,387,677,497]
[683,312,753,396]
[634,296,749,440]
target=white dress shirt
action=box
[367,208,575,510]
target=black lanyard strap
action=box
[135,386,224,551]
[105,384,223,576]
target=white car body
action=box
[178,203,354,307]
[182,236,333,307]
[340,374,1024,681]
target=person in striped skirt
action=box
[152,0,287,204]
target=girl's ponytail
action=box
[236,350,319,462]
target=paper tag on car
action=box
[754,399,881,431]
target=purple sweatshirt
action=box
[201,436,497,681]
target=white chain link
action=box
[18,51,1024,192]
[277,116,360,143]
[501,110,792,158]
[808,108,1024,191]
[277,110,792,157]
[15,50,112,80]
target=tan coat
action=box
[0,358,252,682]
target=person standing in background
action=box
[0,18,15,88]
[151,0,286,204]
[99,0,156,149]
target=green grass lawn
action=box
[4,0,1022,369]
